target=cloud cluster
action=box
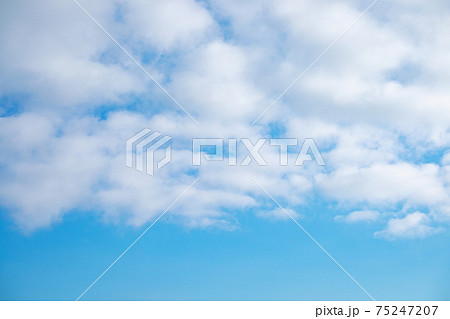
[1,0,450,239]
[374,212,442,240]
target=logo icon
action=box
[126,129,172,175]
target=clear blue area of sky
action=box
[1,201,449,301]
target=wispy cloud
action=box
[335,210,380,223]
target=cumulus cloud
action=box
[374,212,442,239]
[0,0,146,110]
[1,0,450,240]
[316,163,447,206]
[117,0,216,52]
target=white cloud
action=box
[374,212,441,239]
[442,152,450,166]
[0,0,145,109]
[316,163,447,206]
[335,210,380,223]
[118,0,216,52]
[0,0,450,240]
[170,40,267,123]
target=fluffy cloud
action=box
[116,0,216,52]
[374,212,442,239]
[316,163,447,206]
[0,0,146,110]
[1,0,450,240]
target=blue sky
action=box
[1,0,450,300]
[1,205,449,300]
